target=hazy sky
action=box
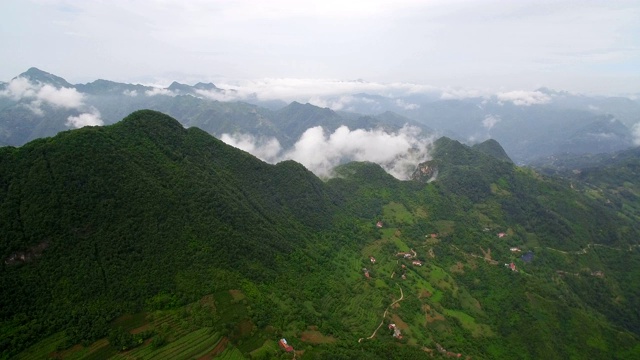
[2,0,639,95]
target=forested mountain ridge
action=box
[1,111,640,359]
[0,110,341,355]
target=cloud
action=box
[210,78,440,104]
[222,125,433,180]
[145,87,175,96]
[0,77,85,113]
[1,77,38,100]
[496,90,552,106]
[195,89,243,102]
[440,88,486,100]
[395,99,420,110]
[66,108,103,128]
[37,84,84,108]
[632,123,640,146]
[482,114,501,130]
[220,133,282,163]
[285,125,434,179]
[123,89,138,97]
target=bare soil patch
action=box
[450,262,465,274]
[131,323,152,334]
[229,289,246,301]
[423,305,445,323]
[300,330,337,344]
[390,314,409,330]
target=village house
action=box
[376,221,383,228]
[510,247,521,252]
[278,338,293,352]
[412,260,423,266]
[498,232,507,238]
[505,262,517,272]
[388,323,402,339]
[370,256,376,264]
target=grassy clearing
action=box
[300,330,337,344]
[429,265,448,282]
[229,289,246,302]
[444,310,494,338]
[413,206,429,219]
[112,313,148,332]
[433,220,455,235]
[383,202,414,224]
[249,339,277,359]
[216,347,244,360]
[392,237,410,253]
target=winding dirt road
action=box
[358,284,404,343]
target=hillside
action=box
[1,111,640,359]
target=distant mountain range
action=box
[1,67,639,166]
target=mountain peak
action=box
[194,82,218,91]
[167,81,192,92]
[472,139,513,163]
[17,67,73,88]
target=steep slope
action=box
[472,138,513,163]
[17,67,73,88]
[325,139,640,359]
[0,110,339,355]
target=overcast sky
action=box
[1,0,639,95]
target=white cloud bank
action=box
[496,90,552,106]
[221,125,434,180]
[145,87,175,97]
[202,78,442,105]
[66,108,104,128]
[0,77,103,128]
[482,114,501,130]
[632,123,640,146]
[0,77,85,111]
[219,133,282,163]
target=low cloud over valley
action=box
[222,125,434,180]
[0,77,103,128]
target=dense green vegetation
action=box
[1,110,639,359]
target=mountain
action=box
[531,146,640,225]
[17,67,74,88]
[2,68,639,165]
[0,68,430,154]
[2,111,640,359]
[75,79,150,95]
[472,138,513,163]
[0,110,340,356]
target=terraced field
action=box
[111,328,222,360]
